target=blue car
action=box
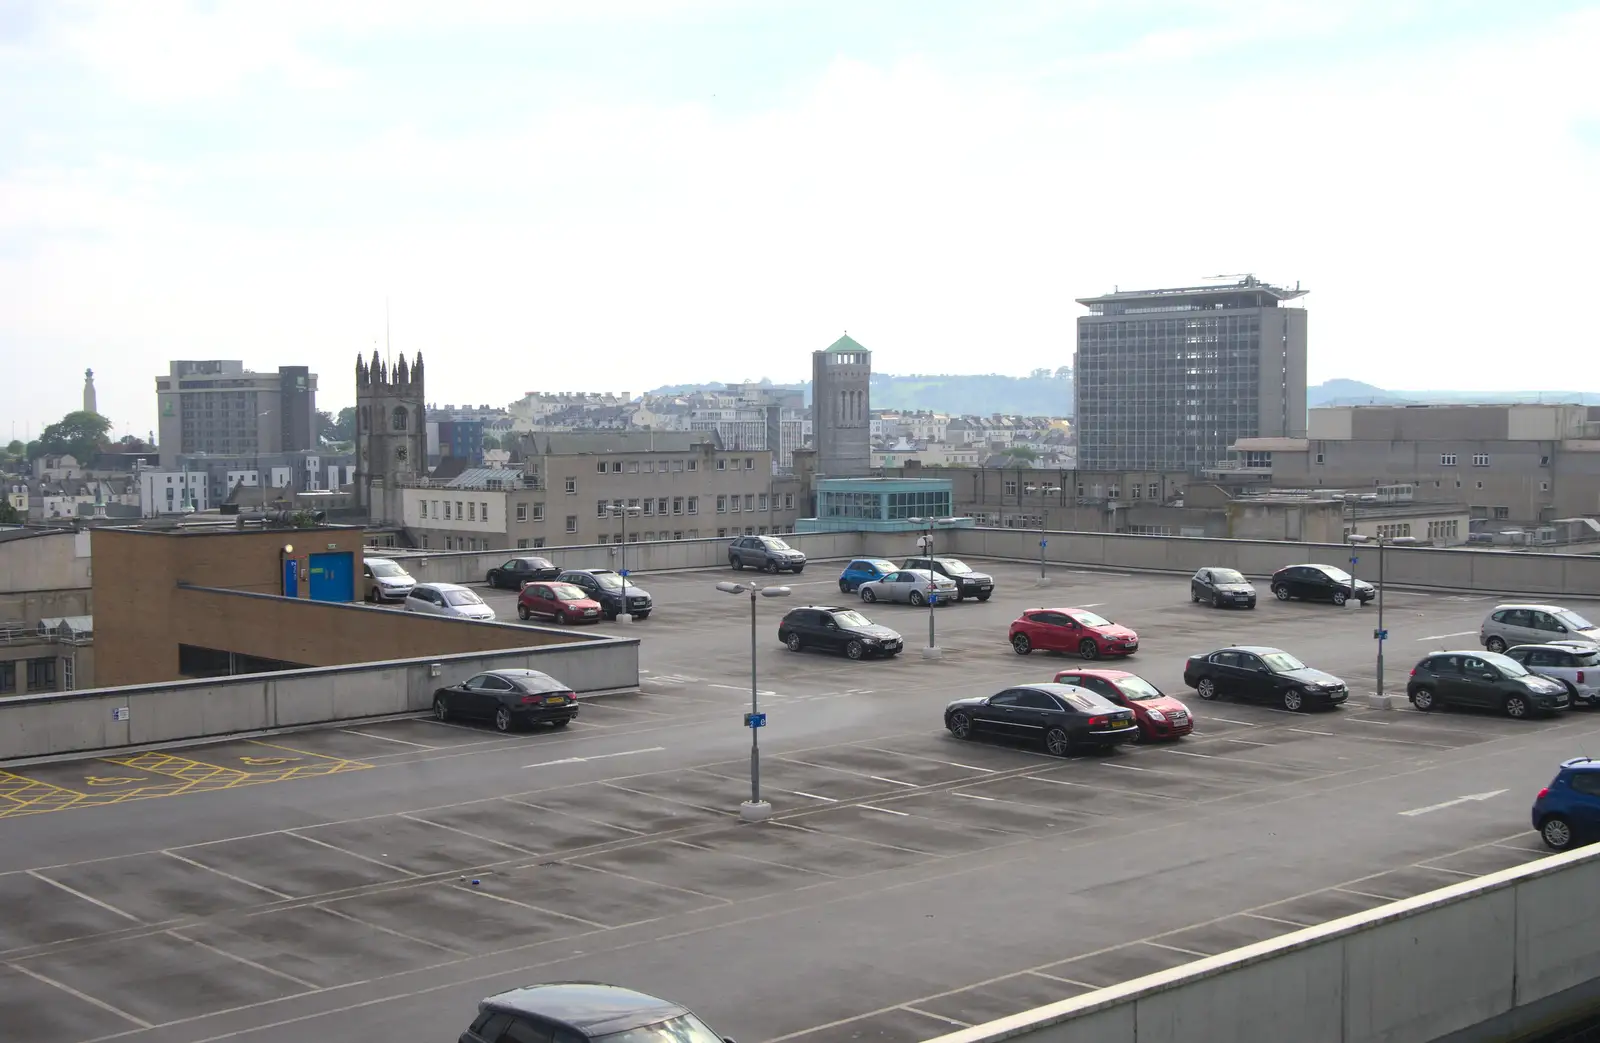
[839,558,898,594]
[1531,756,1600,850]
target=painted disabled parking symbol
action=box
[239,756,298,766]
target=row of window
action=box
[0,657,59,694]
[1375,523,1412,539]
[589,457,760,475]
[1437,454,1492,467]
[1006,481,1167,500]
[420,500,492,522]
[1427,520,1461,539]
[599,497,697,517]
[599,531,699,543]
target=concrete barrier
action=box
[0,634,639,761]
[922,843,1600,1043]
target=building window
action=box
[1494,506,1510,520]
[25,658,57,691]
[687,496,698,515]
[758,525,768,535]
[627,461,639,473]
[599,534,609,544]
[467,502,476,521]
[745,458,754,470]
[1473,454,1490,467]
[717,495,727,513]
[1147,482,1159,499]
[743,494,754,511]
[597,499,609,517]
[717,528,727,538]
[1540,455,1551,467]
[421,501,429,519]
[744,526,754,535]
[1541,481,1550,492]
[673,530,684,540]
[392,407,408,431]
[596,461,607,473]
[629,531,641,542]
[480,502,488,521]
[657,497,668,514]
[0,660,13,694]
[534,536,546,548]
[1314,453,1324,464]
[642,499,654,515]
[672,460,684,472]
[717,459,727,471]
[565,515,578,533]
[444,502,452,520]
[565,477,577,494]
[672,497,684,515]
[516,504,528,522]
[1004,480,1018,497]
[730,497,741,513]
[516,538,529,548]
[784,493,794,510]
[687,459,697,471]
[643,461,654,473]
[612,461,623,473]
[445,536,454,550]
[1109,486,1120,499]
[1440,454,1457,466]
[1130,485,1142,499]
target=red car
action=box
[517,581,604,625]
[1010,607,1139,659]
[1053,668,1194,740]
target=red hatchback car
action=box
[1053,668,1194,740]
[517,581,604,625]
[1010,607,1139,659]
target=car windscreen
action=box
[444,589,484,607]
[1557,610,1597,631]
[1073,611,1112,627]
[865,559,896,571]
[591,573,625,589]
[762,538,792,551]
[368,561,407,578]
[1482,651,1529,676]
[939,558,973,575]
[550,584,588,601]
[831,610,872,628]
[594,1013,724,1043]
[1320,567,1353,583]
[1115,676,1164,701]
[1210,569,1246,584]
[1573,648,1600,666]
[1261,652,1307,672]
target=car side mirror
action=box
[1257,666,1270,673]
[1482,672,1497,681]
[1557,626,1568,633]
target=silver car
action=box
[363,557,416,603]
[1504,642,1600,706]
[404,582,497,622]
[858,568,958,606]
[1480,604,1600,653]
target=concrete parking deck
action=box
[2,560,1598,1043]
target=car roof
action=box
[791,604,849,612]
[488,669,559,680]
[1561,757,1600,772]
[1053,667,1135,680]
[565,568,615,575]
[1279,563,1339,570]
[482,982,687,1035]
[1508,643,1594,652]
[415,581,468,591]
[511,555,551,562]
[1420,649,1495,658]
[1492,603,1567,612]
[1028,607,1102,615]
[1220,645,1287,655]
[366,556,397,565]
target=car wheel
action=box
[551,718,571,729]
[1274,585,1290,600]
[1044,727,1071,757]
[1211,594,1222,608]
[1332,590,1348,606]
[861,588,877,603]
[1079,639,1099,660]
[792,566,805,574]
[1505,694,1530,719]
[517,605,531,620]
[365,589,376,603]
[554,611,567,625]
[839,580,851,593]
[433,695,449,721]
[730,558,743,570]
[846,640,865,660]
[765,560,780,574]
[977,593,990,602]
[1282,689,1305,712]
[1012,633,1032,655]
[786,632,803,652]
[1191,588,1202,603]
[909,590,926,606]
[1541,814,1576,851]
[1411,686,1436,711]
[1485,636,1507,653]
[634,611,650,620]
[948,711,973,739]
[494,706,514,732]
[1196,677,1218,700]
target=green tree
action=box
[36,411,111,464]
[1003,445,1038,464]
[333,406,356,441]
[0,499,18,524]
[482,433,502,451]
[4,439,21,457]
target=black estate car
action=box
[486,556,560,589]
[432,669,578,732]
[944,682,1138,756]
[902,556,995,601]
[1408,650,1569,719]
[1183,645,1349,712]
[460,982,729,1043]
[1190,567,1257,609]
[1270,564,1375,607]
[556,568,652,620]
[778,605,902,659]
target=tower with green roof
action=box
[811,333,872,477]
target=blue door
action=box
[308,552,355,603]
[283,559,299,598]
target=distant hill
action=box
[647,369,1074,416]
[1309,380,1600,407]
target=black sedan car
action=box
[486,556,560,589]
[1190,567,1257,609]
[432,669,578,732]
[945,683,1138,756]
[1182,645,1349,712]
[461,982,728,1043]
[1407,650,1569,719]
[1270,564,1374,607]
[778,605,903,659]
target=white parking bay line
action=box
[1164,749,1216,759]
[524,746,665,769]
[340,728,437,749]
[1099,762,1149,771]
[1225,738,1270,747]
[1416,631,1477,642]
[870,776,919,788]
[1288,728,1335,737]
[860,804,910,817]
[955,792,998,801]
[1208,717,1257,727]
[790,790,838,803]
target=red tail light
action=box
[521,695,539,704]
[1409,667,1417,677]
[1579,671,1586,684]
[1088,715,1108,726]
[1537,787,1549,801]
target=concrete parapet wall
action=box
[925,843,1600,1043]
[0,635,639,761]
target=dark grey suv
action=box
[902,556,993,601]
[460,982,730,1043]
[729,535,806,573]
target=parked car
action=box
[1269,564,1375,606]
[1504,643,1600,706]
[1182,645,1348,712]
[486,556,560,589]
[1407,650,1569,718]
[1052,668,1195,740]
[556,568,652,620]
[404,582,496,621]
[431,669,576,732]
[839,557,899,594]
[944,682,1139,755]
[459,983,729,1043]
[1190,567,1256,609]
[729,535,806,573]
[1009,608,1139,659]
[902,556,995,601]
[1531,757,1600,851]
[1480,604,1600,653]
[778,605,903,659]
[517,582,604,625]
[858,568,958,606]
[362,557,416,603]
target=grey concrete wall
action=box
[925,843,1600,1043]
[0,634,639,761]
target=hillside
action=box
[648,369,1074,416]
[1309,380,1600,407]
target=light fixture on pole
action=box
[716,579,792,822]
[907,516,954,660]
[606,503,643,622]
[1035,485,1062,587]
[1347,532,1417,710]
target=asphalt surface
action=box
[4,559,1600,1043]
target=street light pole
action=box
[716,579,791,821]
[908,516,952,660]
[1348,532,1417,709]
[609,504,642,622]
[1036,485,1062,587]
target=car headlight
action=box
[1145,709,1166,722]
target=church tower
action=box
[811,334,872,477]
[354,351,425,525]
[83,369,98,414]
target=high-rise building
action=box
[355,352,426,525]
[155,361,319,468]
[82,369,97,415]
[1074,277,1307,474]
[811,334,872,477]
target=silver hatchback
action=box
[1480,604,1600,653]
[859,568,959,606]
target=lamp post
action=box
[908,516,954,660]
[1035,485,1062,587]
[716,579,791,822]
[606,503,643,622]
[1347,532,1418,709]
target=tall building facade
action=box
[1074,277,1308,474]
[811,334,872,477]
[155,361,319,468]
[355,352,426,525]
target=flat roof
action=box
[1076,279,1306,306]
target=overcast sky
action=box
[3,1,1597,440]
